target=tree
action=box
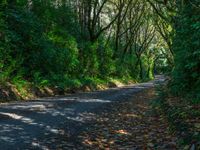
[171,0,200,98]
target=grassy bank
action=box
[151,87,200,149]
[0,77,137,102]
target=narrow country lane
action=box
[0,76,168,150]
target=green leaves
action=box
[171,1,200,100]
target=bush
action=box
[171,1,200,100]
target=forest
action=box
[0,0,199,149]
[0,0,173,94]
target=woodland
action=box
[0,0,199,148]
[0,0,199,97]
[1,0,173,91]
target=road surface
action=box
[0,76,165,150]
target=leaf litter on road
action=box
[78,88,178,149]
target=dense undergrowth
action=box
[150,1,200,148]
[0,0,170,102]
[152,2,200,143]
[152,87,200,149]
[0,1,165,101]
[0,75,136,101]
[170,0,200,102]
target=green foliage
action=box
[152,87,200,148]
[82,42,99,77]
[47,29,79,75]
[0,0,163,96]
[97,41,115,77]
[171,1,200,101]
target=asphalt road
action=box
[0,76,165,150]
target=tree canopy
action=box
[0,0,199,100]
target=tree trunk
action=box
[139,58,143,79]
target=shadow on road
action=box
[0,75,165,149]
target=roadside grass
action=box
[0,76,138,102]
[151,86,200,149]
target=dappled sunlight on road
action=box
[66,112,98,123]
[124,113,140,118]
[0,77,164,149]
[31,141,49,150]
[0,112,35,124]
[115,129,131,135]
[0,97,113,149]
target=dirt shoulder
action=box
[0,79,136,102]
